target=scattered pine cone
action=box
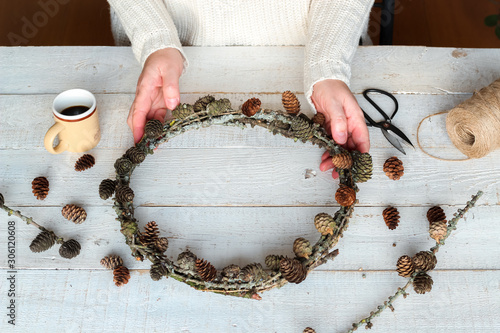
[61,204,87,224]
[280,257,307,284]
[29,231,56,253]
[99,179,117,200]
[241,97,261,117]
[351,151,373,183]
[144,119,163,139]
[115,185,134,203]
[195,258,217,282]
[314,212,337,235]
[0,193,4,206]
[429,220,447,243]
[383,156,404,180]
[312,113,325,126]
[74,154,95,171]
[193,95,216,113]
[413,272,433,294]
[282,90,300,114]
[125,147,146,164]
[114,157,133,175]
[382,206,400,230]
[113,265,131,287]
[293,238,313,259]
[59,239,81,259]
[427,206,446,225]
[155,237,169,253]
[177,250,197,271]
[100,255,123,270]
[412,251,437,272]
[303,328,316,333]
[150,263,168,281]
[32,176,49,200]
[335,185,356,207]
[265,254,284,270]
[396,255,415,277]
[331,152,353,169]
[140,221,160,245]
[291,115,314,141]
[207,98,231,116]
[172,103,195,120]
[221,264,241,280]
[240,263,265,282]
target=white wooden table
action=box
[0,46,499,332]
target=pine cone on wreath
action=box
[114,157,133,175]
[172,103,195,120]
[100,255,123,270]
[412,251,437,272]
[312,113,325,126]
[303,328,316,333]
[207,99,230,116]
[59,239,81,259]
[429,220,447,243]
[413,272,433,294]
[150,263,168,281]
[314,212,337,236]
[32,176,49,200]
[351,151,373,183]
[265,255,284,270]
[154,237,169,253]
[396,255,415,277]
[335,185,356,207]
[74,154,95,171]
[177,250,198,271]
[331,152,353,169]
[195,258,217,282]
[99,179,117,200]
[115,185,134,203]
[240,263,266,282]
[125,147,146,164]
[221,264,241,280]
[382,206,400,230]
[140,221,160,245]
[280,257,307,284]
[291,115,314,141]
[282,90,300,114]
[61,204,87,224]
[113,265,131,287]
[383,156,404,180]
[427,206,446,225]
[29,231,56,253]
[144,119,163,139]
[293,238,313,259]
[193,95,216,112]
[241,97,261,117]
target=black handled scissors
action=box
[361,88,414,155]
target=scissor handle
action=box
[362,88,399,120]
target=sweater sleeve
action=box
[304,0,374,111]
[107,0,189,70]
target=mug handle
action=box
[44,122,68,154]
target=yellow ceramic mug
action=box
[44,89,101,154]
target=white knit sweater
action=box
[108,0,374,110]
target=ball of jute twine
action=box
[417,78,500,160]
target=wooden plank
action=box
[0,269,497,332]
[2,46,500,95]
[0,206,497,271]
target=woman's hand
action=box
[311,79,370,178]
[127,48,184,143]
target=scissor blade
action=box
[382,129,406,155]
[386,124,415,148]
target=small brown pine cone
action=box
[144,119,163,139]
[172,103,195,119]
[155,237,169,253]
[335,185,356,207]
[241,97,261,117]
[115,185,134,203]
[61,204,87,224]
[314,212,337,236]
[100,255,123,270]
[74,154,95,171]
[382,206,400,230]
[207,98,231,116]
[32,176,49,200]
[195,258,217,282]
[396,255,415,277]
[177,250,197,271]
[265,255,284,270]
[125,147,146,164]
[59,239,81,259]
[0,193,4,206]
[150,263,168,281]
[240,263,266,282]
[282,90,300,114]
[293,237,312,259]
[114,157,133,175]
[383,156,404,180]
[429,220,447,243]
[113,265,131,286]
[331,152,353,169]
[221,264,241,280]
[140,221,160,245]
[312,113,325,126]
[29,231,56,253]
[291,115,314,141]
[193,95,216,113]
[412,251,437,272]
[99,179,116,200]
[280,257,307,284]
[427,206,446,225]
[413,272,433,294]
[303,328,317,333]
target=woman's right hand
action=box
[128,48,184,143]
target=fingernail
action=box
[167,98,179,109]
[337,132,347,143]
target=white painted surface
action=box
[0,46,499,332]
